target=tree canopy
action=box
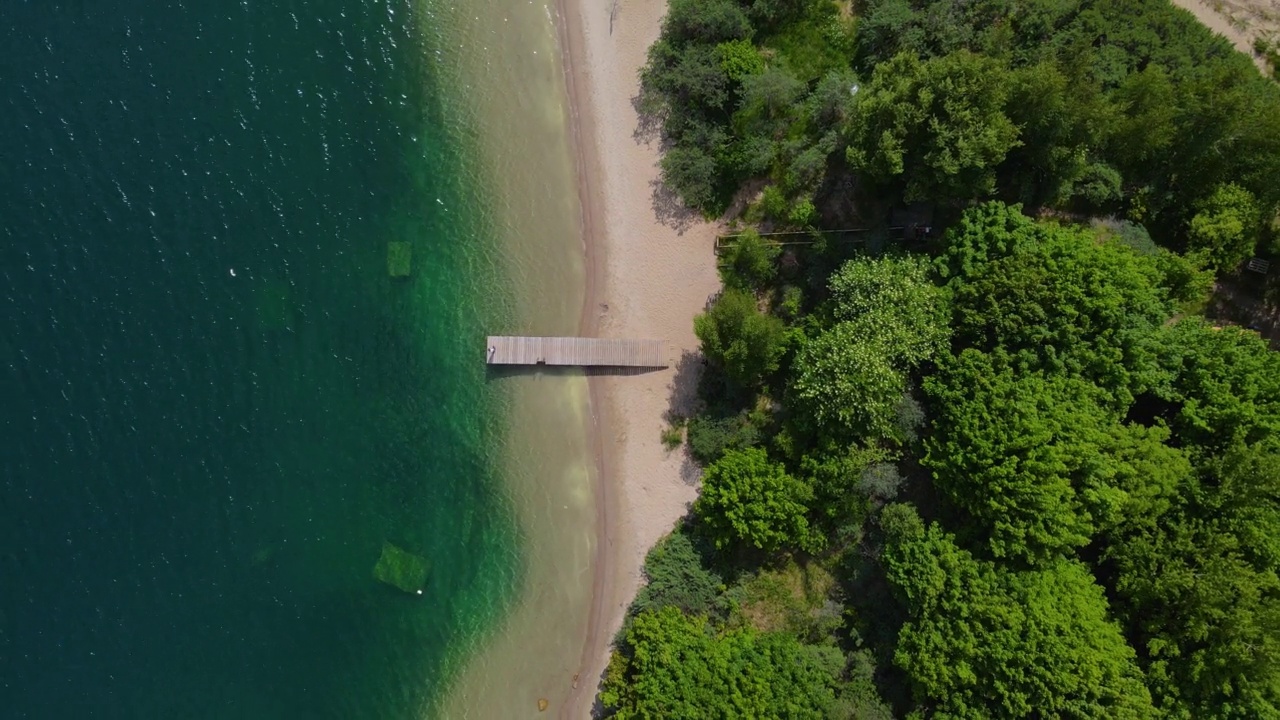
[944,218,1171,407]
[924,351,1121,563]
[607,0,1280,715]
[695,288,788,389]
[789,255,947,442]
[882,504,1157,718]
[695,447,816,553]
[845,51,1021,202]
[602,607,839,719]
[1187,183,1262,271]
[1102,441,1280,718]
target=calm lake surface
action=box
[0,1,521,716]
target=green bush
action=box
[760,184,789,223]
[632,528,724,618]
[778,285,804,321]
[801,444,893,541]
[715,39,765,81]
[832,652,896,720]
[1254,35,1280,75]
[893,391,927,445]
[663,0,751,46]
[859,462,904,502]
[661,419,685,450]
[720,228,780,291]
[661,145,720,212]
[687,413,760,465]
[1069,163,1123,209]
[1106,220,1159,256]
[694,288,788,389]
[788,198,818,227]
[602,607,839,717]
[1188,182,1261,271]
[1154,249,1214,313]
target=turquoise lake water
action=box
[0,1,519,716]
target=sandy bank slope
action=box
[1167,0,1275,74]
[559,0,721,715]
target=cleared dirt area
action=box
[1207,272,1280,349]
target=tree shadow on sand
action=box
[663,350,708,487]
[650,176,703,235]
[630,93,703,235]
[631,92,663,145]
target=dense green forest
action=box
[601,0,1280,717]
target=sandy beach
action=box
[557,0,722,715]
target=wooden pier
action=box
[485,336,668,368]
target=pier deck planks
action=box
[485,336,668,368]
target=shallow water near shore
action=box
[1,1,590,717]
[425,0,601,715]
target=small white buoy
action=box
[229,268,236,277]
[416,589,423,596]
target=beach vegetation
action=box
[606,202,1280,718]
[605,0,1280,716]
[643,0,1280,236]
[659,145,720,212]
[660,416,685,450]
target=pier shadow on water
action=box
[484,364,667,381]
